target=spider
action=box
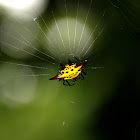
[49,57,87,86]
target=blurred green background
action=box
[0,0,140,140]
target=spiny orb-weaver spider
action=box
[49,57,87,86]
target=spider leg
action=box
[80,73,85,80]
[63,79,66,86]
[74,56,80,63]
[82,71,86,75]
[66,80,75,86]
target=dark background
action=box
[0,0,140,140]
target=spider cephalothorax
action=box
[49,58,87,86]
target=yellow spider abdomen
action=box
[58,63,82,80]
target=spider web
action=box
[0,0,139,105]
